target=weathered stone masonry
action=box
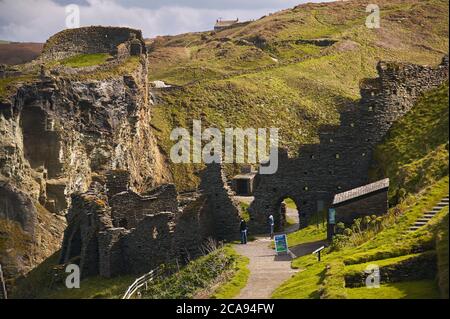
[249,56,449,232]
[0,26,171,280]
[60,163,241,278]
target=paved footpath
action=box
[232,196,325,299]
[234,236,325,299]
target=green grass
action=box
[345,280,440,299]
[271,254,324,299]
[286,223,327,248]
[239,202,251,222]
[436,213,449,298]
[211,248,250,299]
[344,253,421,273]
[11,252,134,299]
[60,53,112,68]
[0,74,37,99]
[272,177,449,299]
[13,246,248,299]
[371,83,449,204]
[148,0,448,191]
[283,198,297,210]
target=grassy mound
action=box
[12,246,249,299]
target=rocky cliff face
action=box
[0,27,170,283]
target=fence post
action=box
[0,264,7,299]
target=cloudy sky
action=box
[0,0,333,42]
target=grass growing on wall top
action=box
[60,53,112,68]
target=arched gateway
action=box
[248,57,449,234]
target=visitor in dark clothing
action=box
[240,219,248,244]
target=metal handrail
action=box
[122,268,158,299]
[0,264,7,299]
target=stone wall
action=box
[333,190,388,225]
[60,163,241,278]
[200,163,241,242]
[40,26,146,61]
[59,190,111,278]
[249,56,449,233]
[121,212,176,274]
[345,251,437,288]
[109,184,178,229]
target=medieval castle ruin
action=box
[0,25,448,280]
[249,55,449,232]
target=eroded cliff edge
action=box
[0,27,170,283]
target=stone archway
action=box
[277,196,300,231]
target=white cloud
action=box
[0,0,331,42]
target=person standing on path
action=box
[268,214,275,239]
[240,219,248,244]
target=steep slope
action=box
[370,83,449,204]
[0,27,171,287]
[0,42,44,65]
[273,83,449,299]
[147,0,449,190]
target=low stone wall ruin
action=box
[59,164,242,278]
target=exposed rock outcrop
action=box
[0,26,170,282]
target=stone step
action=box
[414,221,428,226]
[408,195,449,233]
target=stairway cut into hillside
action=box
[408,195,449,232]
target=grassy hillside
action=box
[12,251,134,299]
[273,177,448,299]
[371,83,449,204]
[147,0,449,190]
[272,81,449,299]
